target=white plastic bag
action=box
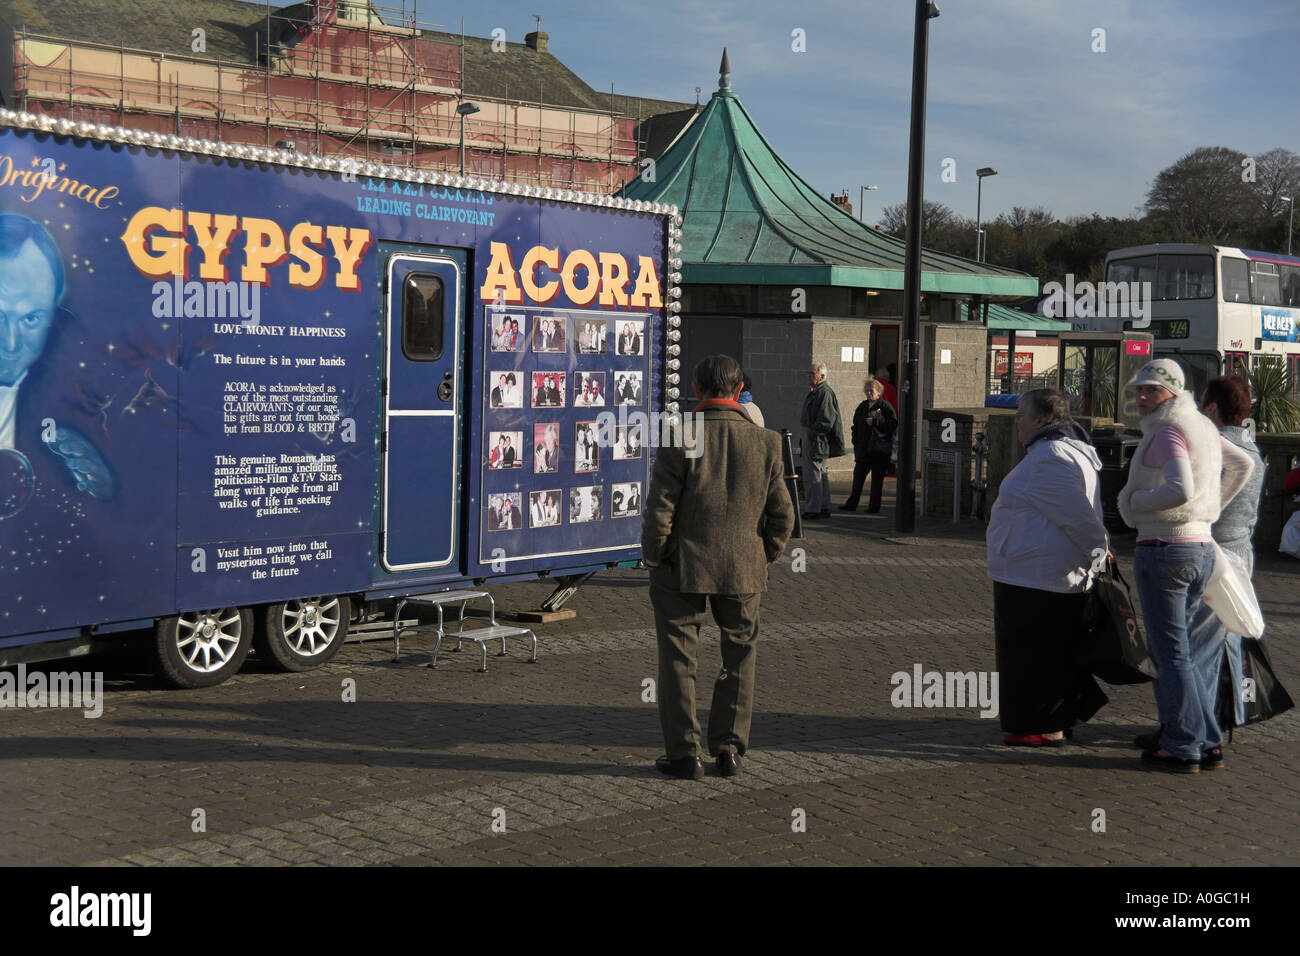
[1202,540,1265,639]
[1282,510,1300,559]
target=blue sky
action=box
[323,1,1298,226]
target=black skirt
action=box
[993,581,1109,734]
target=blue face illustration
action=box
[0,239,59,387]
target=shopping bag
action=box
[1082,558,1156,684]
[1202,541,1266,638]
[1217,638,1295,728]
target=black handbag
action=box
[1083,558,1156,685]
[867,429,893,458]
[1217,637,1295,729]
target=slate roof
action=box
[620,65,1039,299]
[0,0,267,62]
[0,0,694,121]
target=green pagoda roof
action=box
[620,53,1038,300]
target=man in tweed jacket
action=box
[642,355,795,779]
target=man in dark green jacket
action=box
[642,355,795,779]
[799,363,844,519]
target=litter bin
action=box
[1091,426,1140,533]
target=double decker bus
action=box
[1099,243,1300,398]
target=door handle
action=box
[437,370,454,402]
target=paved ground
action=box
[2,480,1298,867]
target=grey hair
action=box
[875,367,890,382]
[812,362,828,377]
[1018,388,1071,425]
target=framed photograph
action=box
[529,489,562,528]
[569,485,603,524]
[612,423,644,460]
[489,314,526,352]
[533,422,561,474]
[532,315,567,353]
[615,319,644,356]
[611,481,641,518]
[613,371,643,405]
[576,317,608,354]
[573,371,606,408]
[487,431,523,470]
[486,492,524,532]
[488,371,522,409]
[531,371,566,409]
[574,421,600,473]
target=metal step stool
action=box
[391,590,537,672]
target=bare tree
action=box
[1251,147,1300,221]
[1144,146,1256,242]
[877,199,957,240]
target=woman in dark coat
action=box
[840,378,897,513]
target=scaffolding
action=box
[11,0,647,192]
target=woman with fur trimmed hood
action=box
[1118,359,1253,774]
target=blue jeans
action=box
[1133,542,1217,760]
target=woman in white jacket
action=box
[986,389,1111,746]
[1117,360,1252,773]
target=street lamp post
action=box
[859,184,878,224]
[975,167,997,262]
[457,101,480,175]
[896,0,940,535]
[1282,195,1294,256]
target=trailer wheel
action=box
[256,595,351,672]
[155,607,253,689]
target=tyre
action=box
[255,595,351,672]
[154,607,253,689]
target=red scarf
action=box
[694,397,746,412]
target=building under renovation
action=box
[0,0,695,191]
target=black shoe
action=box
[802,511,826,520]
[1132,726,1162,750]
[1140,748,1200,774]
[655,754,704,780]
[864,508,881,514]
[715,750,743,777]
[818,510,831,518]
[1201,748,1225,771]
[837,504,858,511]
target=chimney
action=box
[830,190,852,216]
[525,30,549,53]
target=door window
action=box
[402,273,445,361]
